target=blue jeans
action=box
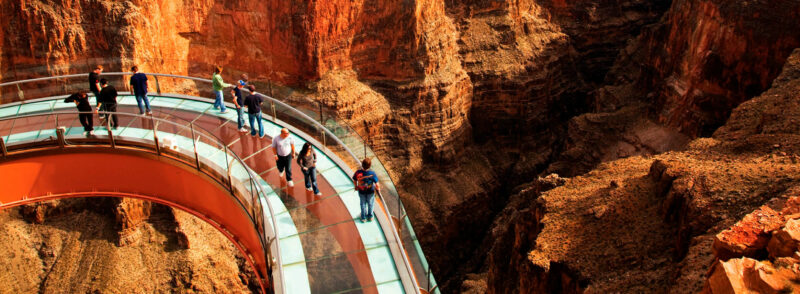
[213,90,226,112]
[276,155,293,181]
[359,192,375,220]
[236,107,245,129]
[302,167,319,194]
[135,94,150,114]
[248,112,264,137]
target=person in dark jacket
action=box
[231,80,247,132]
[297,142,321,196]
[88,65,103,105]
[129,65,151,115]
[96,79,119,129]
[64,92,93,135]
[243,85,264,137]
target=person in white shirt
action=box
[272,128,297,187]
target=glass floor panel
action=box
[0,105,20,117]
[18,101,54,114]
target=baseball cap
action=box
[238,80,246,86]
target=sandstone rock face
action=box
[115,198,153,246]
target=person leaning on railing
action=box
[64,92,94,136]
[212,66,232,114]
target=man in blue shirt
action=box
[129,66,151,115]
[352,158,380,222]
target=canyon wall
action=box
[600,0,800,137]
[462,48,800,293]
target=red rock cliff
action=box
[602,0,800,137]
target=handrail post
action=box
[427,267,431,293]
[190,124,201,170]
[319,102,323,123]
[107,115,115,148]
[225,147,234,193]
[0,136,7,157]
[152,116,161,156]
[270,101,276,122]
[16,84,24,101]
[154,76,162,95]
[56,126,66,148]
[320,127,326,147]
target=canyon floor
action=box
[0,198,257,293]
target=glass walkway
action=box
[0,73,440,294]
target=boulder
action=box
[767,218,800,258]
[704,257,800,294]
[713,206,783,260]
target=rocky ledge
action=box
[461,48,800,293]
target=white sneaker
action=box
[279,172,285,177]
[306,187,312,191]
[287,181,294,187]
[88,130,94,135]
[315,192,322,196]
[239,128,247,133]
[147,111,153,115]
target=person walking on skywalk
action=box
[273,128,297,187]
[129,65,152,115]
[353,158,380,223]
[96,79,119,130]
[298,142,322,196]
[211,66,232,114]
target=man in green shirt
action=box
[212,66,232,113]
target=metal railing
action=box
[0,110,283,293]
[0,71,439,293]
